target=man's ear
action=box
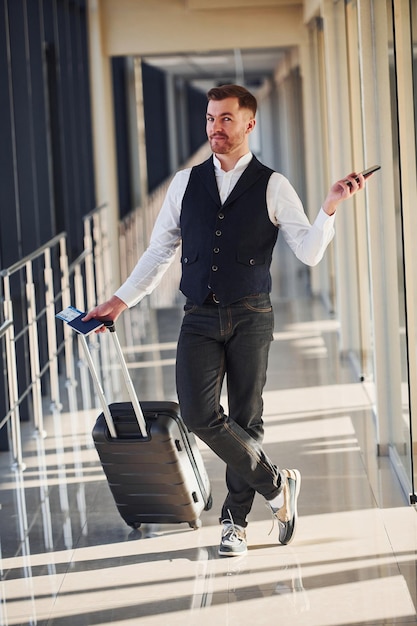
[246,118,256,134]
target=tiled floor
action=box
[1,285,417,624]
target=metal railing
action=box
[0,205,113,470]
[0,146,211,471]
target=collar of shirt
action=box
[213,152,253,204]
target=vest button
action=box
[249,258,255,265]
[215,230,222,236]
[183,257,189,264]
[211,265,218,271]
[213,247,220,253]
[218,213,225,219]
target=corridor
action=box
[0,281,416,625]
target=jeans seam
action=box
[243,301,272,313]
[215,351,225,417]
[219,305,233,337]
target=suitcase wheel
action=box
[129,522,141,529]
[189,519,202,530]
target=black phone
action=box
[347,165,381,187]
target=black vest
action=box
[180,155,278,306]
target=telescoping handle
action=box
[104,321,147,438]
[79,321,147,439]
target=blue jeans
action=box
[176,293,284,528]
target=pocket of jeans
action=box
[183,302,198,315]
[242,294,272,313]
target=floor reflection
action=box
[0,300,416,626]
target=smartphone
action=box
[347,165,381,187]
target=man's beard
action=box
[209,134,230,153]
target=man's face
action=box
[206,97,255,155]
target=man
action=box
[84,84,367,557]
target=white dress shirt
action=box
[115,153,335,307]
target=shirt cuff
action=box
[114,280,145,308]
[316,207,336,229]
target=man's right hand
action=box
[82,295,128,333]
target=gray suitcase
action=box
[80,322,212,529]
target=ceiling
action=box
[142,46,288,92]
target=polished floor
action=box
[1,260,417,624]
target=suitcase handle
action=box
[79,321,147,439]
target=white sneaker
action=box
[218,518,247,557]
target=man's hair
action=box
[207,84,257,116]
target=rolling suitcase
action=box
[79,321,212,530]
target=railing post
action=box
[74,264,94,411]
[2,275,25,470]
[59,237,79,414]
[91,209,116,401]
[25,261,46,438]
[83,215,96,312]
[44,247,62,414]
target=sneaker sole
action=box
[218,547,248,557]
[281,469,301,545]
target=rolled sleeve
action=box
[114,170,190,307]
[267,174,335,266]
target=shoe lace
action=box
[221,509,244,542]
[265,501,284,536]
